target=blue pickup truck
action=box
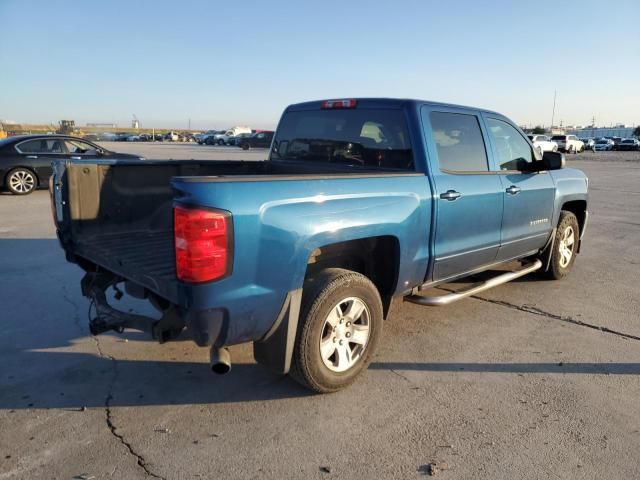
[51,98,588,392]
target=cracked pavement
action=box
[1,148,639,479]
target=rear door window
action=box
[429,112,489,172]
[16,138,65,154]
[271,108,413,170]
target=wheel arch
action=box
[560,199,587,235]
[304,235,401,319]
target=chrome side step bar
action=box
[404,259,543,307]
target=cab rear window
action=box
[271,108,413,170]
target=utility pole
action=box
[550,90,557,130]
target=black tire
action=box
[217,139,225,146]
[241,143,250,151]
[542,211,579,280]
[6,168,37,195]
[290,268,383,393]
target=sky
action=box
[1,0,638,130]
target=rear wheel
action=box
[241,143,250,150]
[290,268,383,393]
[6,168,37,195]
[542,211,579,280]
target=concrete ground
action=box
[1,147,639,479]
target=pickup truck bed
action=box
[56,159,421,304]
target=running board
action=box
[404,259,543,307]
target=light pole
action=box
[550,90,557,130]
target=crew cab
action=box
[50,98,589,392]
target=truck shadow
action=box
[0,351,312,410]
[3,355,639,411]
[369,362,640,375]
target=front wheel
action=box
[6,168,37,195]
[290,268,383,393]
[542,211,579,280]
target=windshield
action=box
[271,108,413,170]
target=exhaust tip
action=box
[209,347,231,375]
[211,362,231,375]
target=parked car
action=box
[238,131,274,150]
[228,132,253,146]
[579,138,595,151]
[164,131,180,142]
[212,126,253,145]
[527,134,558,155]
[617,138,640,151]
[0,135,144,195]
[51,98,588,392]
[204,132,224,145]
[594,139,614,151]
[197,130,221,144]
[610,137,623,150]
[550,135,584,153]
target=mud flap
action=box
[253,289,302,375]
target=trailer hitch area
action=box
[81,272,184,343]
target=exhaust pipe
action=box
[209,347,231,374]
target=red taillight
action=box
[321,99,357,109]
[174,205,232,283]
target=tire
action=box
[217,139,225,146]
[542,211,579,280]
[6,168,37,195]
[241,143,250,151]
[290,268,383,393]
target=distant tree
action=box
[634,126,640,138]
[531,126,546,134]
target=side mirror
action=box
[542,151,565,170]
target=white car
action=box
[164,131,179,142]
[550,134,584,154]
[527,134,558,155]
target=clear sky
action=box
[1,0,638,130]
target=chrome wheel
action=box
[558,225,575,268]
[9,170,36,194]
[319,297,370,373]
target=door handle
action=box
[506,185,521,195]
[440,190,462,201]
[26,155,38,159]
